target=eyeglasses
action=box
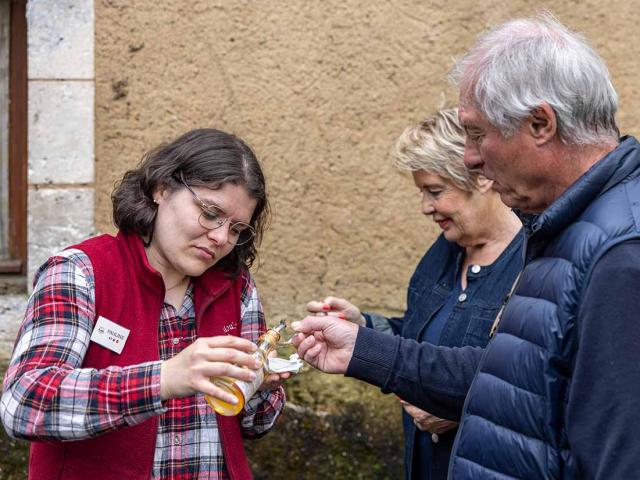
[178,172,255,246]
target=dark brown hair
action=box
[112,128,269,277]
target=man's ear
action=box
[528,102,557,145]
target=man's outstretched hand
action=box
[291,315,359,374]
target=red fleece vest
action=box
[28,232,253,480]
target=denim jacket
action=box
[363,231,524,479]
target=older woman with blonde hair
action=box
[307,108,523,479]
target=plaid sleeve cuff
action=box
[120,360,167,425]
[240,386,285,437]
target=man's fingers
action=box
[302,345,322,367]
[305,342,323,360]
[292,315,332,334]
[295,333,318,358]
[291,332,305,348]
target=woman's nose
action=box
[207,224,230,245]
[421,195,435,215]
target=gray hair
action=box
[450,12,619,145]
[393,108,480,191]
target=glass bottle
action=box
[205,321,287,416]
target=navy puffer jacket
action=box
[448,136,640,479]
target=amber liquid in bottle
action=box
[205,322,285,416]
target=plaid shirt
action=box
[0,249,285,479]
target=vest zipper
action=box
[447,234,529,476]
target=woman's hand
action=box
[160,336,261,404]
[258,351,292,391]
[399,399,459,434]
[306,296,366,326]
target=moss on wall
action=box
[247,371,403,479]
[0,429,28,480]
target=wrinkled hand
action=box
[291,315,359,374]
[160,336,260,404]
[259,350,292,391]
[399,399,459,434]
[306,296,365,326]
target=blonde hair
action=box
[392,108,479,191]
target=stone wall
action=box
[26,0,95,283]
[0,295,26,362]
[3,2,640,359]
[95,1,640,330]
[0,0,95,359]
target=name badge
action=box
[90,316,130,354]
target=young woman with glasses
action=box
[0,129,287,480]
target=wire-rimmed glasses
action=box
[177,172,255,246]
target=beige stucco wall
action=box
[95,1,640,324]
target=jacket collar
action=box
[524,136,640,240]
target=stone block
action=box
[27,0,94,79]
[29,81,94,184]
[27,188,95,286]
[0,294,28,361]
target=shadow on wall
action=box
[0,365,403,479]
